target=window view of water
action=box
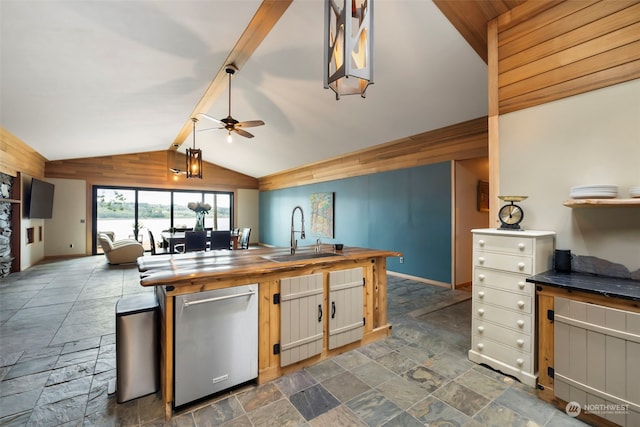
[94,187,232,253]
[97,218,231,251]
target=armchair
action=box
[98,233,144,265]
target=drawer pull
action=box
[478,291,485,298]
[477,343,484,350]
[477,326,484,333]
[478,257,485,264]
[518,281,525,290]
[479,274,485,281]
[516,358,524,366]
[516,319,525,328]
[517,300,525,309]
[516,339,524,347]
[478,239,485,247]
[478,309,485,316]
[518,243,525,250]
[517,262,525,270]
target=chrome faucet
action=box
[290,206,305,254]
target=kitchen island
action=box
[138,245,401,418]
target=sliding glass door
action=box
[95,189,136,253]
[207,193,231,231]
[138,190,172,252]
[93,186,233,254]
[173,192,232,231]
[173,192,198,230]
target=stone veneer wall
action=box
[572,255,640,281]
[0,172,14,277]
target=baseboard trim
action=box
[387,271,452,289]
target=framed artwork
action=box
[310,192,334,238]
[477,180,489,212]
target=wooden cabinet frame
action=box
[536,284,640,427]
[154,256,391,419]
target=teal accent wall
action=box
[259,162,452,283]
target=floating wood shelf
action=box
[563,198,640,208]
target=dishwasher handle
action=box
[183,289,256,307]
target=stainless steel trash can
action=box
[116,293,159,403]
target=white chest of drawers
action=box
[468,228,555,387]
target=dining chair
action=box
[182,230,207,252]
[239,227,251,250]
[210,230,231,250]
[148,230,164,255]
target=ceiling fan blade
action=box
[198,113,224,125]
[234,128,255,138]
[197,126,224,132]
[237,120,265,128]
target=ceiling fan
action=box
[169,143,186,175]
[199,65,265,142]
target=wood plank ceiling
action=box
[433,0,528,63]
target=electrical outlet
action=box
[399,256,404,264]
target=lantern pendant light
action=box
[324,0,373,99]
[186,117,203,179]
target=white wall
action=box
[500,79,640,272]
[20,218,44,270]
[237,189,259,244]
[45,178,87,257]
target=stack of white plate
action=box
[630,186,640,198]
[570,185,618,199]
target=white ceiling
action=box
[1,0,488,178]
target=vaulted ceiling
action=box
[1,1,517,179]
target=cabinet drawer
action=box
[472,336,532,372]
[474,234,533,255]
[474,284,532,314]
[473,300,532,333]
[473,318,532,352]
[474,268,531,296]
[474,251,532,275]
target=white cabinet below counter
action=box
[280,267,364,367]
[468,228,555,387]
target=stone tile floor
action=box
[0,255,590,426]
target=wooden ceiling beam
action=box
[170,0,293,150]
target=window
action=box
[93,186,233,254]
[138,190,172,251]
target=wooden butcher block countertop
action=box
[138,245,402,287]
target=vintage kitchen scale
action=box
[497,195,527,230]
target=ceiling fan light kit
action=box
[324,0,373,100]
[199,65,265,142]
[186,117,203,179]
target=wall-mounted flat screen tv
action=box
[29,178,55,219]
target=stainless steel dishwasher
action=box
[174,284,258,407]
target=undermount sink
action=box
[263,252,343,263]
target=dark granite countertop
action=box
[527,270,640,301]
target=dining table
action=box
[161,230,239,253]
